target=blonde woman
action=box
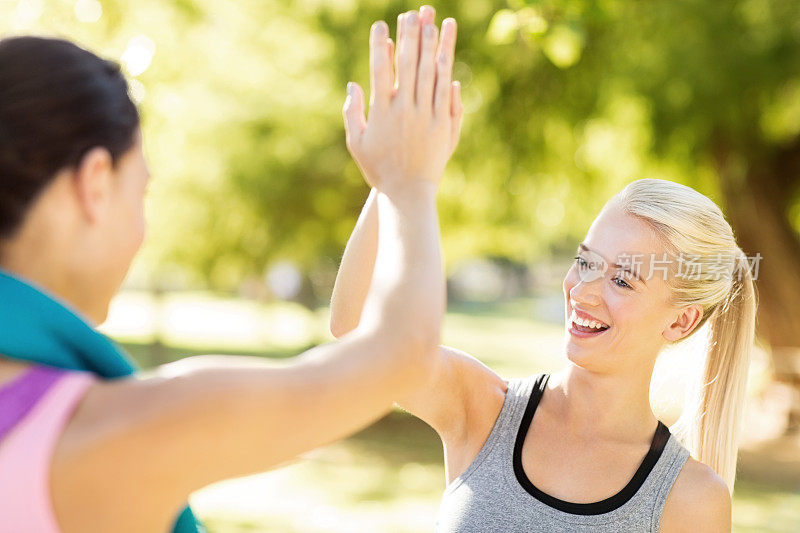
[0,10,461,533]
[332,157,755,529]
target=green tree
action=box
[487,0,800,430]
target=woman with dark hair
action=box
[0,8,462,532]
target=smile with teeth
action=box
[569,310,610,331]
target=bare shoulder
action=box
[404,346,509,483]
[442,345,508,437]
[398,345,506,441]
[659,457,731,533]
[440,345,508,397]
[52,374,194,532]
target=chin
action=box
[94,309,110,327]
[563,336,610,373]
[82,308,106,328]
[82,297,112,328]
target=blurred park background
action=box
[3,0,800,530]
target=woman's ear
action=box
[663,304,703,342]
[72,146,114,224]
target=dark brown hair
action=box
[0,36,140,239]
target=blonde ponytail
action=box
[613,179,759,493]
[673,250,758,492]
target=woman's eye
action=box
[612,276,632,289]
[611,267,635,289]
[574,256,632,289]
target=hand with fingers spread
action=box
[343,7,463,194]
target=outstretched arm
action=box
[50,11,459,533]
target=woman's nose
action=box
[570,277,603,306]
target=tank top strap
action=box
[486,375,546,458]
[0,364,67,442]
[443,374,546,496]
[645,432,693,530]
[0,365,96,533]
[505,374,547,437]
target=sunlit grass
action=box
[192,414,444,533]
[101,290,325,353]
[733,480,800,532]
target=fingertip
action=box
[346,82,364,103]
[442,17,457,41]
[420,5,436,24]
[371,20,388,37]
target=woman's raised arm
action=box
[327,6,508,487]
[331,4,462,338]
[327,180,508,485]
[330,187,379,337]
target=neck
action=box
[548,361,658,443]
[0,173,110,327]
[0,237,100,327]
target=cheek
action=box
[604,291,655,334]
[119,190,146,253]
[131,201,146,249]
[605,295,631,325]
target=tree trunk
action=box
[716,138,800,434]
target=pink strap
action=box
[0,365,66,441]
[0,368,96,532]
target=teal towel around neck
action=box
[0,268,205,533]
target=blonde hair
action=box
[613,178,758,493]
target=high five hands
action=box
[343,6,463,194]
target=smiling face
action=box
[562,201,701,375]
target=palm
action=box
[343,8,462,194]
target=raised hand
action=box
[343,7,463,194]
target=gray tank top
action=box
[435,374,691,532]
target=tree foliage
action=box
[2,0,799,290]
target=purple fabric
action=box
[0,365,65,441]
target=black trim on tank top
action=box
[512,373,672,515]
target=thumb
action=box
[343,82,367,153]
